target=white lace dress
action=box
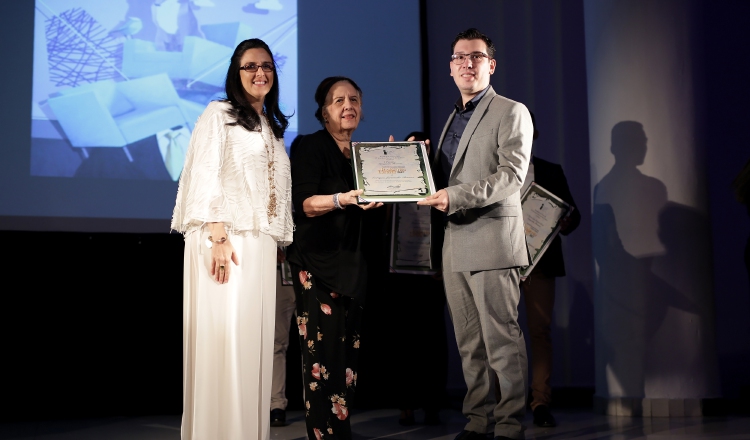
[172,101,293,440]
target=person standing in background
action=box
[385,132,448,426]
[516,112,580,427]
[270,134,306,428]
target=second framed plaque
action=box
[519,182,574,278]
[350,141,437,203]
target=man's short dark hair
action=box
[451,28,496,59]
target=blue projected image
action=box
[31,0,297,181]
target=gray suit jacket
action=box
[433,87,533,273]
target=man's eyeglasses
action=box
[451,52,490,65]
[240,62,274,72]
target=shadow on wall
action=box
[592,121,719,401]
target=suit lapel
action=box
[450,87,497,177]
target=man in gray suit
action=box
[418,28,533,440]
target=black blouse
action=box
[286,129,367,298]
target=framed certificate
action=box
[389,204,436,274]
[350,141,437,203]
[278,246,293,286]
[280,260,293,286]
[520,182,574,278]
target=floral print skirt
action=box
[290,264,363,440]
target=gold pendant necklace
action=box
[261,115,277,220]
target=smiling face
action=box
[239,48,274,109]
[450,38,496,105]
[323,81,362,135]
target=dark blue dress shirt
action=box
[439,85,490,187]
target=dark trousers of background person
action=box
[272,267,297,413]
[291,264,363,440]
[520,270,556,410]
[388,272,449,414]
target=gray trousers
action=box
[271,267,297,411]
[443,240,528,439]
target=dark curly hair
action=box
[451,28,496,59]
[313,76,363,127]
[223,38,289,139]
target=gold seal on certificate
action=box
[520,182,574,278]
[350,141,437,202]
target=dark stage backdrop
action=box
[1,231,185,419]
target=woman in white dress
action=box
[171,38,293,440]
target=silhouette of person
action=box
[594,121,667,258]
[593,121,668,399]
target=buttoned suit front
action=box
[433,86,533,439]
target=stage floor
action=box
[2,408,749,439]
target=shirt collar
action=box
[454,85,491,113]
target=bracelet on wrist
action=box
[208,235,227,244]
[333,193,343,210]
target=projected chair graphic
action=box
[121,22,257,88]
[122,36,233,87]
[47,73,202,150]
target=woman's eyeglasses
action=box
[240,63,274,72]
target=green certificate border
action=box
[350,141,436,203]
[519,182,573,278]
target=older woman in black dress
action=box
[286,76,382,440]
